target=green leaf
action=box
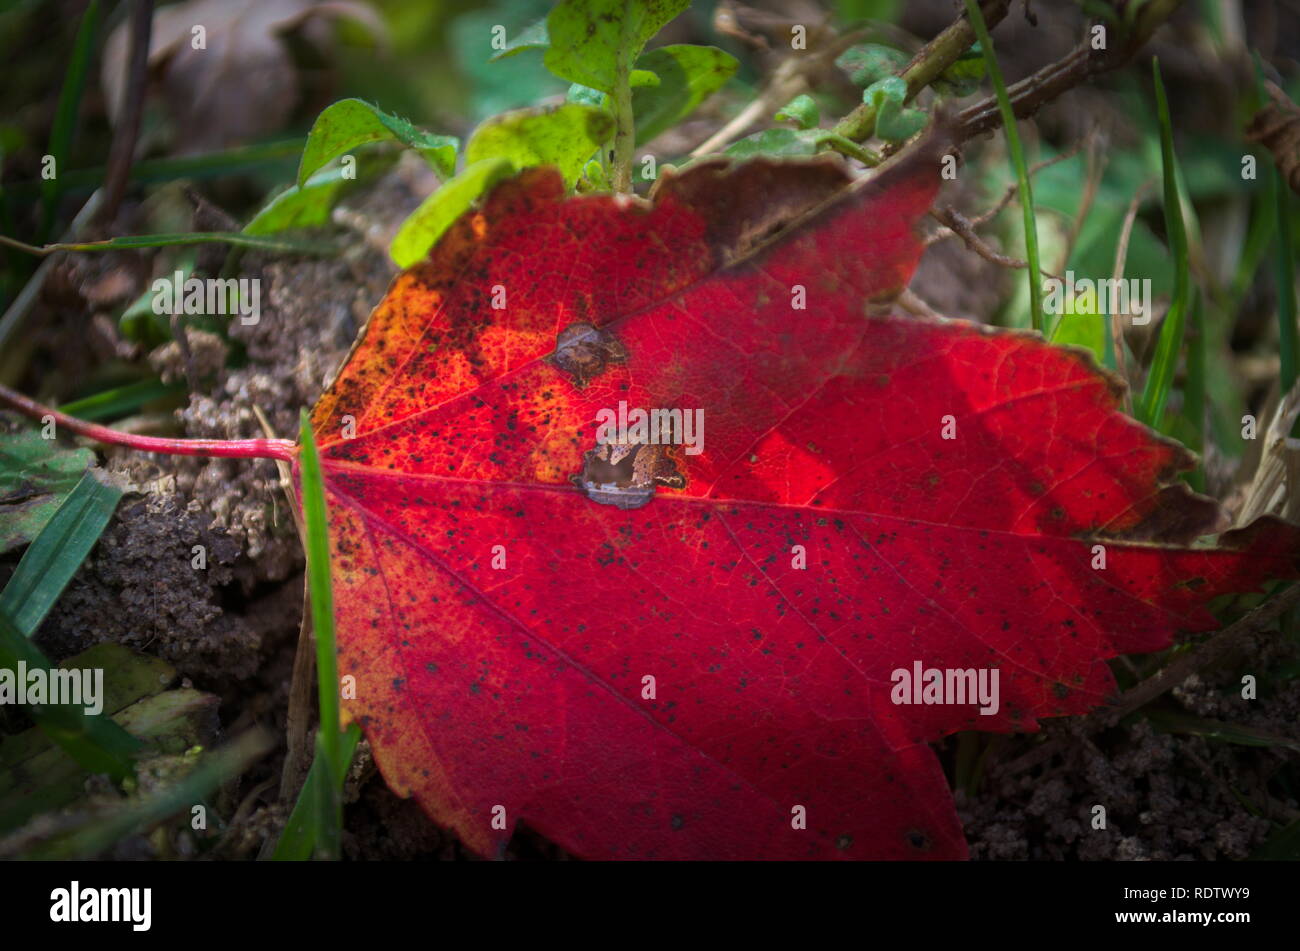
[725,127,825,158]
[776,94,820,131]
[632,45,737,145]
[0,611,139,785]
[724,128,875,165]
[390,157,516,268]
[297,99,457,188]
[0,429,94,554]
[836,43,909,88]
[1136,59,1191,428]
[488,17,549,61]
[0,469,122,637]
[932,42,986,97]
[543,0,689,94]
[875,98,928,142]
[1047,289,1107,362]
[244,167,352,237]
[466,104,614,188]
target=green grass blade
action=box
[298,408,340,776]
[0,610,139,782]
[963,0,1044,333]
[58,378,184,422]
[12,231,337,257]
[0,469,122,636]
[271,723,361,861]
[4,139,307,197]
[23,728,271,859]
[39,0,99,242]
[1136,58,1192,428]
[268,408,358,860]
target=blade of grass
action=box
[271,723,361,860]
[39,0,100,243]
[1136,58,1191,428]
[963,0,1043,333]
[0,609,139,782]
[0,231,336,258]
[22,727,272,859]
[0,469,122,636]
[299,408,340,777]
[270,408,355,859]
[58,378,184,422]
[4,139,306,197]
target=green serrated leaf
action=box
[632,45,738,145]
[297,99,457,187]
[543,0,689,94]
[389,158,517,268]
[466,104,614,188]
[0,429,95,554]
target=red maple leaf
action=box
[298,139,1299,860]
[5,136,1292,860]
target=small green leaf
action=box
[861,77,926,142]
[466,104,614,188]
[632,45,738,145]
[0,469,122,637]
[488,17,549,61]
[932,42,986,97]
[244,167,352,236]
[543,0,689,94]
[775,94,820,131]
[390,158,516,268]
[297,99,457,187]
[875,99,928,142]
[0,610,140,785]
[0,429,95,554]
[863,75,907,110]
[836,43,909,88]
[725,127,825,158]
